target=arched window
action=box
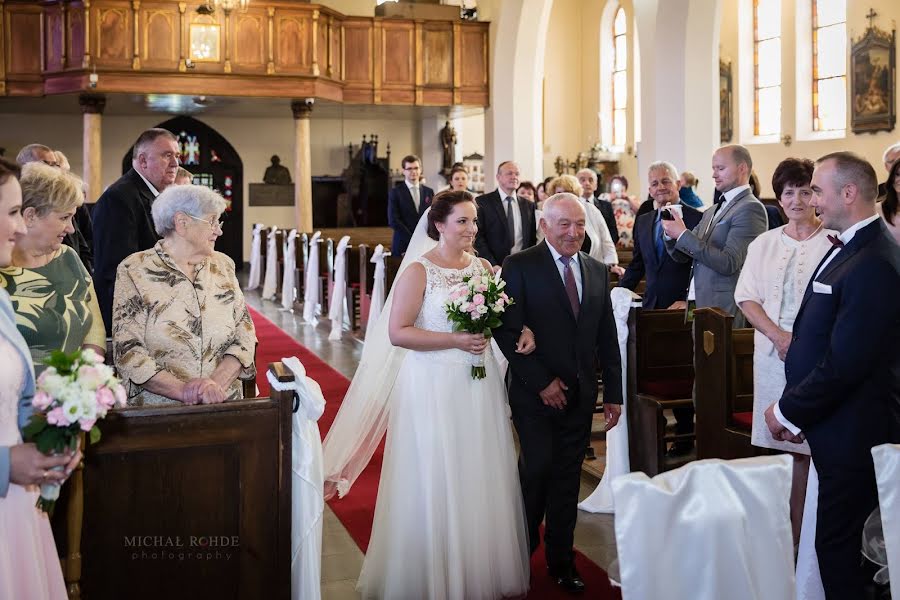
[812,0,846,131]
[612,7,627,147]
[753,0,781,136]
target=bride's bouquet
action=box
[445,269,514,379]
[23,348,126,513]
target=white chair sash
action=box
[366,245,387,332]
[302,231,322,324]
[262,227,279,300]
[577,287,634,514]
[282,229,298,311]
[328,235,352,340]
[246,223,264,290]
[873,443,900,599]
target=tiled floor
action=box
[245,292,619,598]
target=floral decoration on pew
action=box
[23,348,127,513]
[445,268,514,380]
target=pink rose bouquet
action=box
[23,348,126,513]
[444,268,514,379]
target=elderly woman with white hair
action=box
[112,184,256,406]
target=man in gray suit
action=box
[661,145,768,326]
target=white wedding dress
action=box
[356,254,530,600]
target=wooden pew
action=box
[64,364,293,600]
[385,254,404,293]
[357,244,377,330]
[626,307,696,477]
[693,307,767,460]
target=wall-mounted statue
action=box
[440,121,457,174]
[263,155,292,185]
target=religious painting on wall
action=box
[850,24,896,133]
[719,59,734,143]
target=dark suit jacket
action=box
[92,168,160,334]
[592,196,620,245]
[619,204,702,309]
[473,190,537,266]
[495,242,622,414]
[780,218,900,468]
[387,182,434,255]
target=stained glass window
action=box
[754,0,781,136]
[813,0,846,131]
[612,7,627,147]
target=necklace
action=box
[783,222,823,243]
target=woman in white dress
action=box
[324,191,531,599]
[734,158,833,544]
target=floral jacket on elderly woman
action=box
[112,241,257,406]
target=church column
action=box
[291,99,314,231]
[79,93,106,204]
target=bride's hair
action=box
[427,190,475,240]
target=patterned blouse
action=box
[0,246,105,374]
[112,242,257,406]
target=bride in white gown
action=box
[324,191,530,599]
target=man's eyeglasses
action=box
[186,214,225,230]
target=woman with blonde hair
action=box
[547,174,620,271]
[0,162,105,370]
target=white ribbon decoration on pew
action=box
[328,235,352,340]
[612,455,795,599]
[262,227,279,300]
[577,287,633,514]
[366,244,387,332]
[302,231,322,324]
[282,229,298,311]
[246,223,265,290]
[873,443,900,599]
[796,461,825,600]
[266,357,325,600]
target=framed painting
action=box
[851,26,896,133]
[719,60,733,143]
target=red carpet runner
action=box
[250,307,621,599]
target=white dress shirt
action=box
[773,213,882,434]
[136,170,160,197]
[547,242,583,302]
[405,180,421,211]
[500,190,524,254]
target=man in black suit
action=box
[92,128,179,334]
[620,162,703,456]
[496,193,622,594]
[765,152,900,599]
[387,154,434,255]
[576,168,619,246]
[473,160,537,265]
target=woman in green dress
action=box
[0,162,105,372]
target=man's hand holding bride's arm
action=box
[515,327,535,354]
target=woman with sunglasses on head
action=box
[112,184,256,407]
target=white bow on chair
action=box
[282,229,299,311]
[262,227,279,300]
[302,231,322,325]
[246,223,265,290]
[328,236,352,340]
[366,244,387,331]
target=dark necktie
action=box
[827,234,844,248]
[654,213,665,261]
[559,256,580,318]
[506,197,516,243]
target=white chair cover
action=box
[612,455,795,600]
[262,227,279,300]
[873,443,900,599]
[328,236,352,340]
[266,357,325,600]
[577,287,634,514]
[302,231,322,324]
[246,223,265,290]
[281,229,298,311]
[366,245,387,332]
[796,460,825,600]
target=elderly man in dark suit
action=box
[621,161,703,456]
[387,154,434,255]
[765,152,900,599]
[473,160,537,266]
[92,128,179,334]
[662,144,768,327]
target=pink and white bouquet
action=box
[444,268,514,379]
[23,348,126,513]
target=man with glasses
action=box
[388,154,434,255]
[92,128,180,334]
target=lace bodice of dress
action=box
[0,335,26,445]
[413,254,491,365]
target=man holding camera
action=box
[662,144,768,327]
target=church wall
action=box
[720,0,900,199]
[0,111,419,261]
